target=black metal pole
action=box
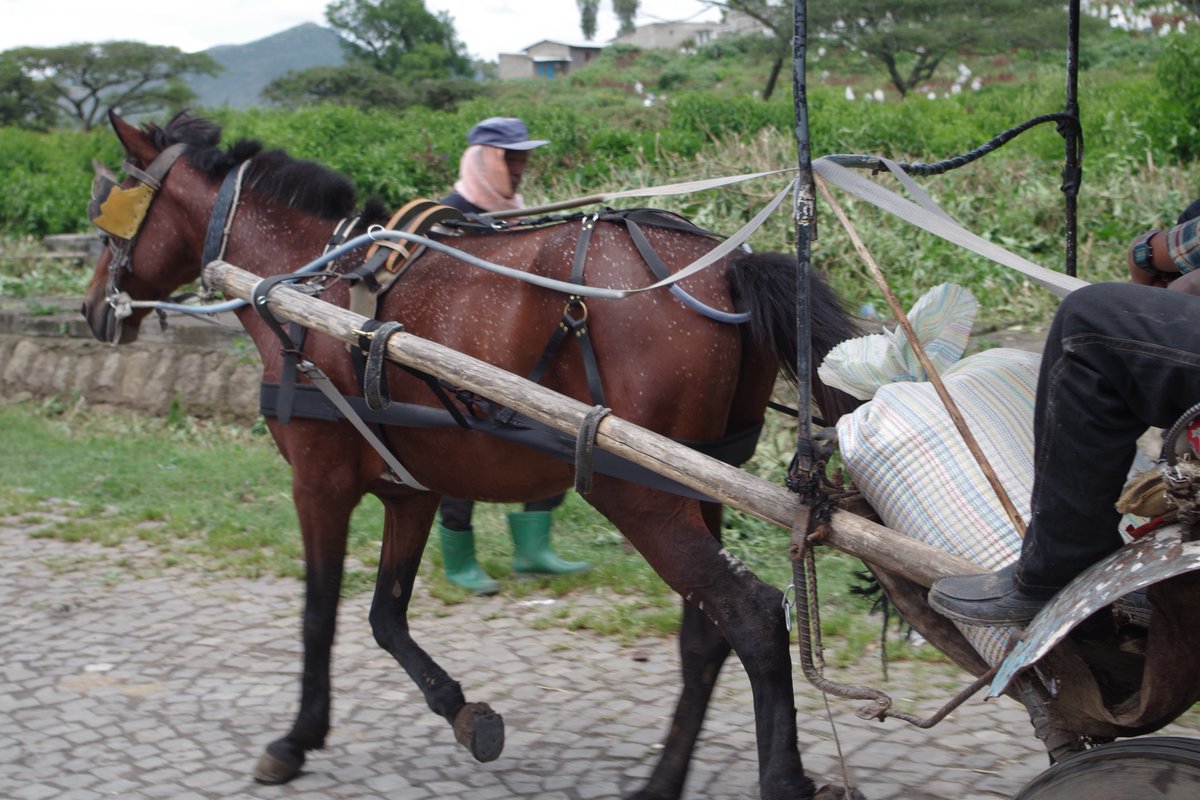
[791,0,817,475]
[1062,0,1082,277]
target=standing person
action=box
[435,117,590,595]
[929,202,1200,625]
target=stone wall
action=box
[0,298,262,422]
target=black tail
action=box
[729,251,862,424]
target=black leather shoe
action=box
[928,564,1057,626]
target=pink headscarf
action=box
[452,145,523,212]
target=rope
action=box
[826,111,1081,178]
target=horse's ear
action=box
[108,110,160,167]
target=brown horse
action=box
[81,112,861,800]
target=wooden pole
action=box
[205,259,979,587]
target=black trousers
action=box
[439,494,566,532]
[1015,282,1200,591]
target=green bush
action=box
[1152,34,1200,162]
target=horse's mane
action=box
[145,112,359,221]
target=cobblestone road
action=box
[3,518,1198,800]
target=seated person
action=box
[929,204,1200,625]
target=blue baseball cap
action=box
[467,117,549,150]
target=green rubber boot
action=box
[508,511,591,575]
[438,524,499,595]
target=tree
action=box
[705,1,1101,99]
[817,1,1100,97]
[324,0,472,79]
[2,42,220,130]
[263,63,415,110]
[0,54,59,129]
[701,1,792,100]
[262,62,480,112]
[577,0,640,40]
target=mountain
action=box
[188,23,347,109]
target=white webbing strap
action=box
[296,361,429,491]
[813,157,1089,298]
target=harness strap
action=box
[360,320,405,411]
[259,382,763,498]
[201,160,250,272]
[622,215,750,324]
[252,274,428,490]
[574,405,612,495]
[296,362,429,491]
[324,216,361,254]
[276,323,307,424]
[521,214,606,410]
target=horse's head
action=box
[82,111,362,344]
[81,112,221,344]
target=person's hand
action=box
[1127,230,1174,287]
[1167,270,1200,297]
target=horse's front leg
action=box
[254,465,360,784]
[369,493,505,763]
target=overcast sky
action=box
[0,0,722,62]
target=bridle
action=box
[88,144,259,338]
[88,143,190,329]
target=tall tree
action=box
[577,0,640,40]
[325,0,472,79]
[2,42,219,130]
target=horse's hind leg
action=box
[587,481,815,800]
[368,493,504,762]
[631,502,734,800]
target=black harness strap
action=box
[259,382,763,501]
[574,405,612,495]
[523,213,606,407]
[358,320,405,411]
[276,323,308,424]
[200,163,246,271]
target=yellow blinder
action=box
[88,175,156,240]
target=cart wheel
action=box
[1015,737,1200,799]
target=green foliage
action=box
[325,0,471,79]
[1152,33,1200,161]
[0,125,118,235]
[1,42,220,131]
[0,55,58,130]
[263,65,403,110]
[806,0,1104,97]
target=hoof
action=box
[253,740,305,785]
[453,702,505,762]
[814,784,867,800]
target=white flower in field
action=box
[971,79,982,91]
[818,47,827,57]
[634,81,644,94]
[927,91,937,100]
[958,63,971,76]
[644,97,653,107]
[845,86,855,101]
[873,88,884,102]
[951,84,962,95]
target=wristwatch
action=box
[1131,230,1161,275]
